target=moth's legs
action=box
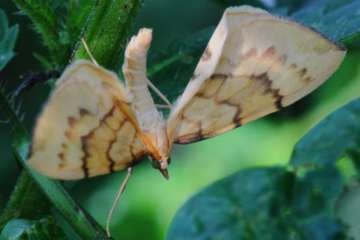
[14,70,61,96]
[106,167,133,237]
[15,38,97,97]
[146,78,173,108]
[81,38,99,66]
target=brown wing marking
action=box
[174,46,316,144]
[169,6,345,145]
[28,61,149,180]
[58,100,145,178]
[79,106,119,177]
[249,72,284,110]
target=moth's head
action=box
[150,156,170,180]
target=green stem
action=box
[0,171,50,230]
[0,88,109,238]
[148,52,186,78]
[74,0,142,69]
[12,0,65,66]
[13,150,109,239]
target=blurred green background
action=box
[0,0,359,239]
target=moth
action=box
[28,6,345,180]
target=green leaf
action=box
[0,9,18,71]
[0,88,28,147]
[273,0,308,14]
[148,28,213,106]
[1,217,67,240]
[168,168,286,240]
[289,0,360,44]
[211,0,266,9]
[11,129,108,239]
[74,0,142,69]
[168,98,360,240]
[290,98,360,169]
[12,0,99,68]
[0,83,108,238]
[62,0,95,51]
[12,0,65,66]
[266,0,360,44]
[336,181,360,240]
[0,172,50,230]
[167,167,346,240]
[0,219,32,239]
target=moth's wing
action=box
[167,6,346,144]
[28,61,147,179]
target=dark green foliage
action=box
[74,0,142,69]
[149,28,213,107]
[12,0,65,67]
[168,99,360,240]
[291,98,360,168]
[1,219,33,240]
[0,172,49,230]
[167,167,342,240]
[212,0,266,9]
[12,150,108,239]
[12,0,141,69]
[61,0,95,56]
[0,217,67,239]
[0,9,18,71]
[273,0,309,14]
[290,0,360,44]
[168,169,344,240]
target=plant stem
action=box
[74,0,142,69]
[0,87,109,238]
[12,0,65,66]
[0,171,50,230]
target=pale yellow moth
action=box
[28,6,345,180]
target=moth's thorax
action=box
[140,119,171,179]
[143,120,170,161]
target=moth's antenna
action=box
[106,167,133,237]
[155,104,172,109]
[146,79,173,108]
[81,38,99,66]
